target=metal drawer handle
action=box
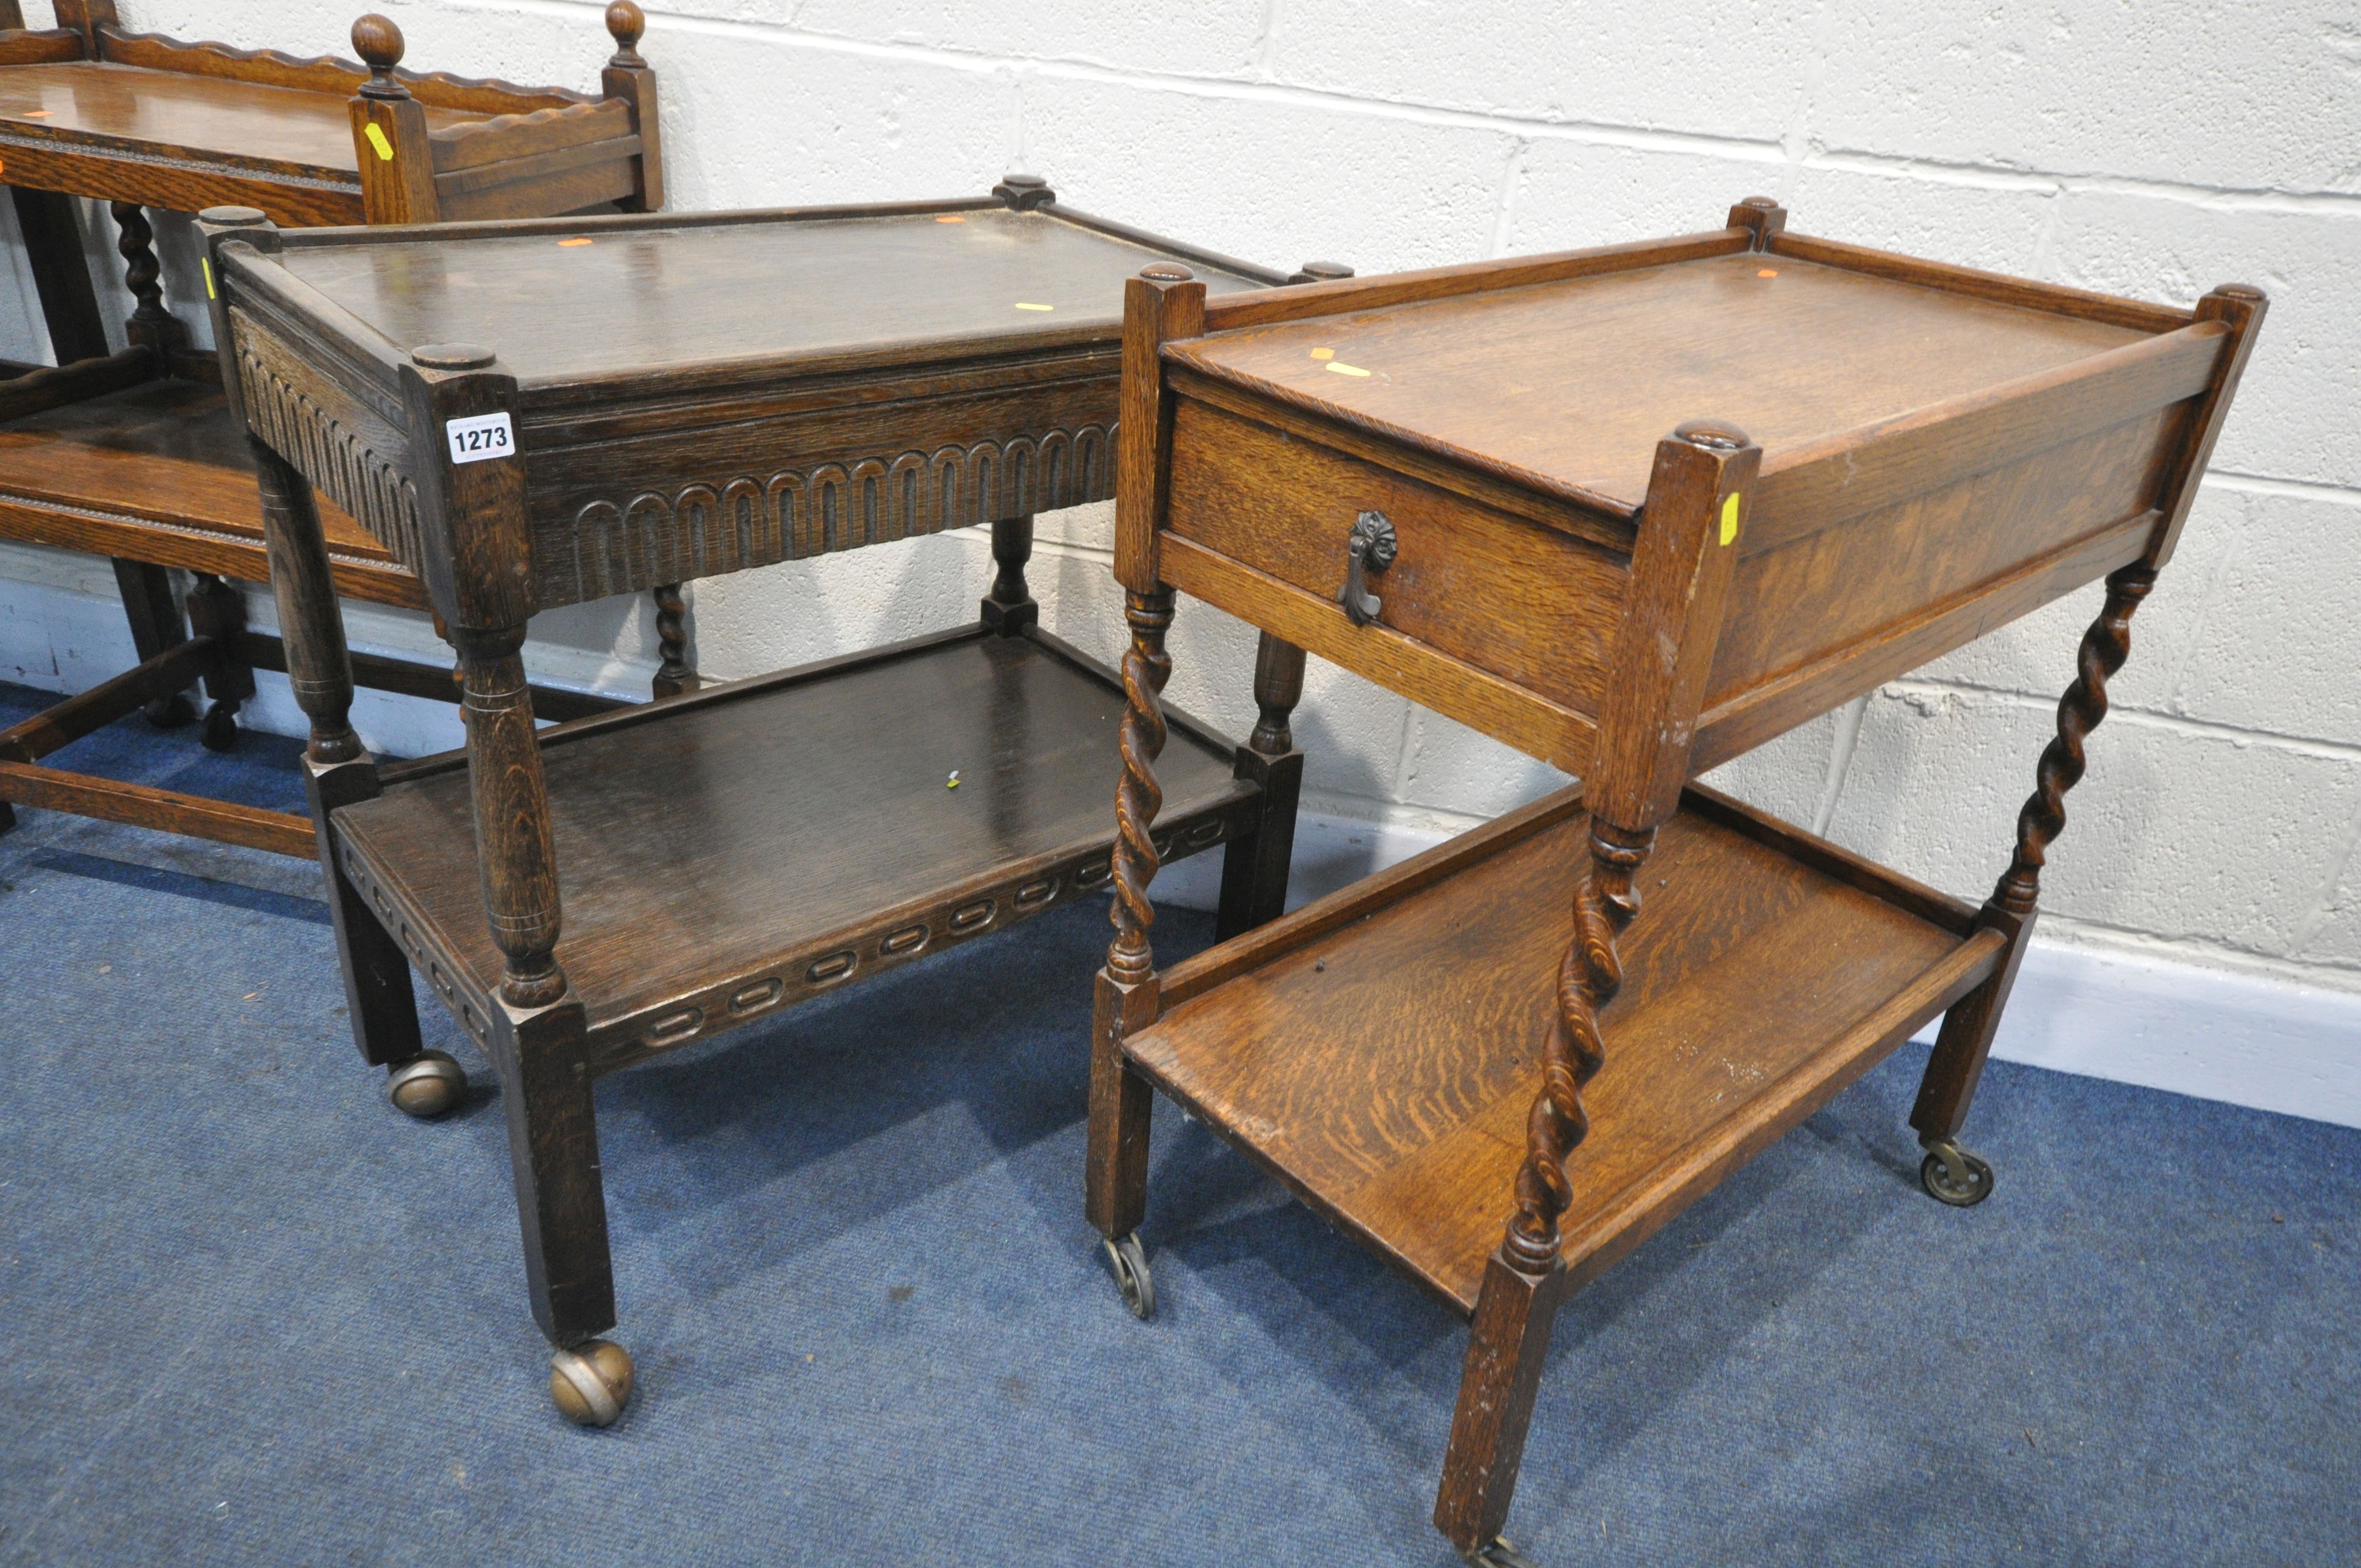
[1339,510,1397,626]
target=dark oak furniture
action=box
[0,1,661,856]
[200,181,1346,1425]
[1087,198,2263,1564]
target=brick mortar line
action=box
[2035,912,2361,992]
[1881,676,2361,761]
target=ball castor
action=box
[1919,1136,1994,1207]
[199,700,239,753]
[386,1051,465,1118]
[1102,1233,1156,1320]
[550,1339,634,1428]
[1466,1537,1538,1568]
[143,690,195,729]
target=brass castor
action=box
[550,1339,635,1428]
[1102,1233,1156,1320]
[198,700,239,753]
[386,1052,465,1118]
[1466,1537,1538,1567]
[1919,1136,1994,1207]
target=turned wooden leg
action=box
[1216,631,1305,941]
[1085,587,1174,1318]
[452,625,568,1010]
[186,571,254,753]
[110,202,189,358]
[650,584,699,698]
[1911,564,2155,1205]
[110,559,194,728]
[981,514,1038,634]
[253,440,427,1073]
[1436,815,1655,1557]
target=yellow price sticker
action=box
[1719,492,1742,546]
[364,123,394,161]
[203,257,215,300]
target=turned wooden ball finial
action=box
[605,0,646,63]
[352,14,407,97]
[1673,418,1751,452]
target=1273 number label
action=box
[444,412,515,465]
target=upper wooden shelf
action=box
[1138,213,2245,780]
[1175,244,2166,522]
[0,1,661,225]
[243,202,1279,391]
[207,187,1303,614]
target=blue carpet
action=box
[1,679,2355,1566]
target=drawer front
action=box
[1165,398,1627,720]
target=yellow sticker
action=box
[1757,268,1777,278]
[1014,302,1054,312]
[558,237,593,248]
[364,122,394,162]
[19,109,48,118]
[935,214,966,224]
[1325,361,1371,378]
[1309,347,1335,361]
[203,257,215,300]
[1720,492,1742,546]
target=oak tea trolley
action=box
[0,1,660,856]
[199,181,1347,1424]
[1084,197,2262,1563]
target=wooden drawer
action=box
[1163,397,1629,720]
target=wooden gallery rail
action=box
[1085,195,2263,1564]
[0,2,665,856]
[199,180,1350,1425]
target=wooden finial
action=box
[1289,259,1354,284]
[994,173,1054,211]
[351,14,407,98]
[1672,418,1749,452]
[605,0,645,64]
[1727,194,1787,248]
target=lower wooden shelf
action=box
[1128,783,2006,1316]
[338,626,1260,1072]
[0,379,419,605]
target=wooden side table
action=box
[200,182,1347,1424]
[1088,197,2264,1563]
[0,2,660,856]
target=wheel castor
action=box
[198,700,239,753]
[386,1051,465,1118]
[1466,1537,1538,1567]
[143,690,195,729]
[1919,1136,1994,1207]
[1102,1233,1156,1320]
[550,1338,634,1428]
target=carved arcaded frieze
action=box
[545,422,1115,607]
[235,343,424,570]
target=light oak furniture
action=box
[1085,197,2264,1564]
[0,2,660,856]
[200,181,1347,1425]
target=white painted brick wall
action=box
[7,0,2360,1004]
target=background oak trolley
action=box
[1086,198,2262,1564]
[198,182,1347,1425]
[0,1,661,857]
